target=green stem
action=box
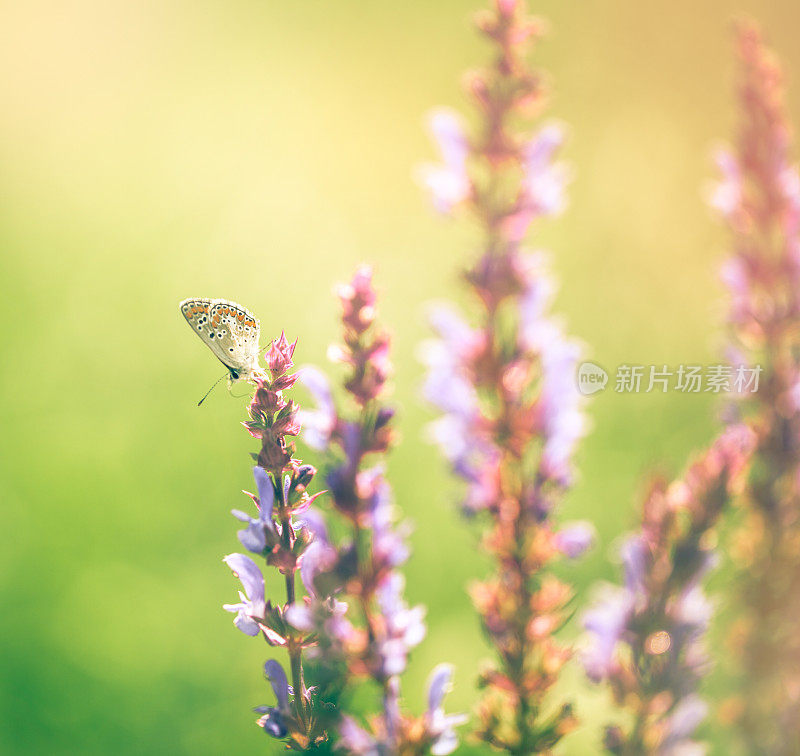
[280,510,306,720]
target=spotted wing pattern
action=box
[180,298,261,379]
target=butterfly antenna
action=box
[197,372,228,407]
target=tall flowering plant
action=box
[582,426,754,754]
[419,1,590,752]
[296,267,463,755]
[222,334,328,749]
[711,22,800,752]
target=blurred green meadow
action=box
[2,0,799,753]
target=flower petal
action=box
[264,659,290,711]
[253,466,275,518]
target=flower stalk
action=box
[296,267,463,755]
[583,426,754,754]
[222,333,328,750]
[419,1,589,751]
[711,21,800,753]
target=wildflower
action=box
[711,22,800,752]
[554,521,596,559]
[419,1,589,751]
[222,553,266,637]
[231,467,277,554]
[425,665,468,756]
[297,367,337,451]
[255,660,291,739]
[416,109,471,214]
[218,332,329,748]
[296,267,463,753]
[583,426,755,752]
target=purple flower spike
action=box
[292,265,457,753]
[222,553,266,636]
[418,6,587,747]
[217,330,334,745]
[554,521,595,559]
[711,26,800,748]
[585,429,754,749]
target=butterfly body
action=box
[180,298,263,382]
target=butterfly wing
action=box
[208,300,261,377]
[180,298,261,379]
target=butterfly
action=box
[180,298,264,384]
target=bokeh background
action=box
[2,0,799,753]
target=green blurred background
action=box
[2,0,799,753]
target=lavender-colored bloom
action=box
[674,586,713,630]
[428,302,477,345]
[582,589,633,682]
[503,125,570,242]
[266,659,289,710]
[254,659,291,739]
[521,124,569,218]
[298,366,337,451]
[222,553,266,636]
[283,602,315,633]
[515,255,587,485]
[298,511,338,598]
[518,258,556,326]
[554,521,595,558]
[620,535,648,597]
[417,109,471,214]
[661,695,709,754]
[375,572,426,677]
[526,319,586,486]
[420,307,480,418]
[425,664,467,756]
[364,469,411,571]
[336,717,380,755]
[231,467,276,553]
[294,599,356,664]
[421,303,505,513]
